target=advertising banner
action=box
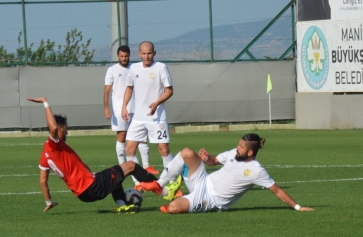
[297,20,363,92]
[330,0,363,20]
[298,0,363,21]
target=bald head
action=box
[139,41,154,51]
[138,41,156,67]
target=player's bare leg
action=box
[119,161,157,182]
[163,197,190,214]
[178,148,202,177]
[139,142,159,174]
[125,140,139,156]
[158,143,174,170]
[119,160,136,176]
[141,148,202,199]
[157,143,170,157]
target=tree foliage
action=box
[0,28,94,66]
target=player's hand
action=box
[27,97,47,103]
[43,202,58,212]
[147,102,158,116]
[199,148,209,160]
[122,108,129,121]
[297,206,314,211]
[104,108,111,119]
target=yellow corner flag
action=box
[266,74,272,94]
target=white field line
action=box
[0,190,70,195]
[0,174,39,177]
[0,173,60,178]
[277,177,363,184]
[0,143,43,146]
[1,177,362,196]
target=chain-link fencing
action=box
[0,0,295,66]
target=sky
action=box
[0,0,292,59]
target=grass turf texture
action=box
[0,129,362,236]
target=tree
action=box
[0,28,95,66]
[0,46,15,66]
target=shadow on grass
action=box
[49,204,319,215]
[249,185,292,191]
[226,206,294,212]
[97,206,160,214]
[226,204,320,212]
[44,206,160,215]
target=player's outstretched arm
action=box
[27,97,58,140]
[269,184,314,212]
[39,169,58,212]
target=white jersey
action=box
[208,149,275,209]
[105,63,133,115]
[126,61,172,122]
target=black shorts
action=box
[78,165,125,202]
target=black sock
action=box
[112,186,125,202]
[132,163,158,182]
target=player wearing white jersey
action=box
[122,41,175,171]
[140,133,314,213]
[126,61,171,123]
[104,46,159,192]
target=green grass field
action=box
[1,130,363,237]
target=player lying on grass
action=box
[140,133,314,213]
[27,97,165,214]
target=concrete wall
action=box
[0,61,296,129]
[295,93,363,129]
[2,62,363,130]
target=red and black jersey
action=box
[39,136,95,196]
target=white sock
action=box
[116,141,125,164]
[157,152,184,188]
[161,188,169,197]
[126,155,140,185]
[115,199,126,206]
[138,143,149,168]
[162,153,174,169]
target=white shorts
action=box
[126,120,170,143]
[111,113,133,132]
[183,162,217,213]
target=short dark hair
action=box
[54,114,67,127]
[117,45,130,55]
[242,133,265,156]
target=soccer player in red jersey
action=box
[28,97,157,214]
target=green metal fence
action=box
[0,0,295,66]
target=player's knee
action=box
[116,131,127,142]
[120,161,136,176]
[167,202,181,214]
[180,148,194,158]
[157,144,170,156]
[168,199,189,214]
[125,147,136,156]
[126,160,136,168]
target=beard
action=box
[235,152,249,162]
[119,60,129,67]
